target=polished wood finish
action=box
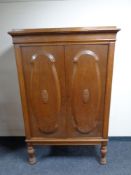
[9,27,119,165]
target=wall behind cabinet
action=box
[0,0,131,136]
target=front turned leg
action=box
[100,144,107,165]
[27,143,36,165]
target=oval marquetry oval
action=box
[30,52,61,134]
[72,50,101,134]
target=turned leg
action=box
[27,143,36,165]
[100,143,107,165]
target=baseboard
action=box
[0,136,25,144]
[109,137,131,141]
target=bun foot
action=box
[29,157,36,165]
[100,157,107,165]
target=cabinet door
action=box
[65,45,108,137]
[21,46,66,138]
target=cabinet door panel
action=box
[21,46,66,137]
[65,45,108,137]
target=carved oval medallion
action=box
[71,50,101,134]
[30,52,61,134]
[41,89,48,103]
[82,89,90,104]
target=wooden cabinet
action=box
[9,27,119,165]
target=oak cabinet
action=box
[9,27,119,164]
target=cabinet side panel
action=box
[14,45,31,138]
[103,42,115,138]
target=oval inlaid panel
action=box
[71,50,101,134]
[30,52,61,134]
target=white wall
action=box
[0,0,131,136]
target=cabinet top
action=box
[8,26,120,36]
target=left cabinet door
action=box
[21,45,66,138]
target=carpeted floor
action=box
[0,137,131,175]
